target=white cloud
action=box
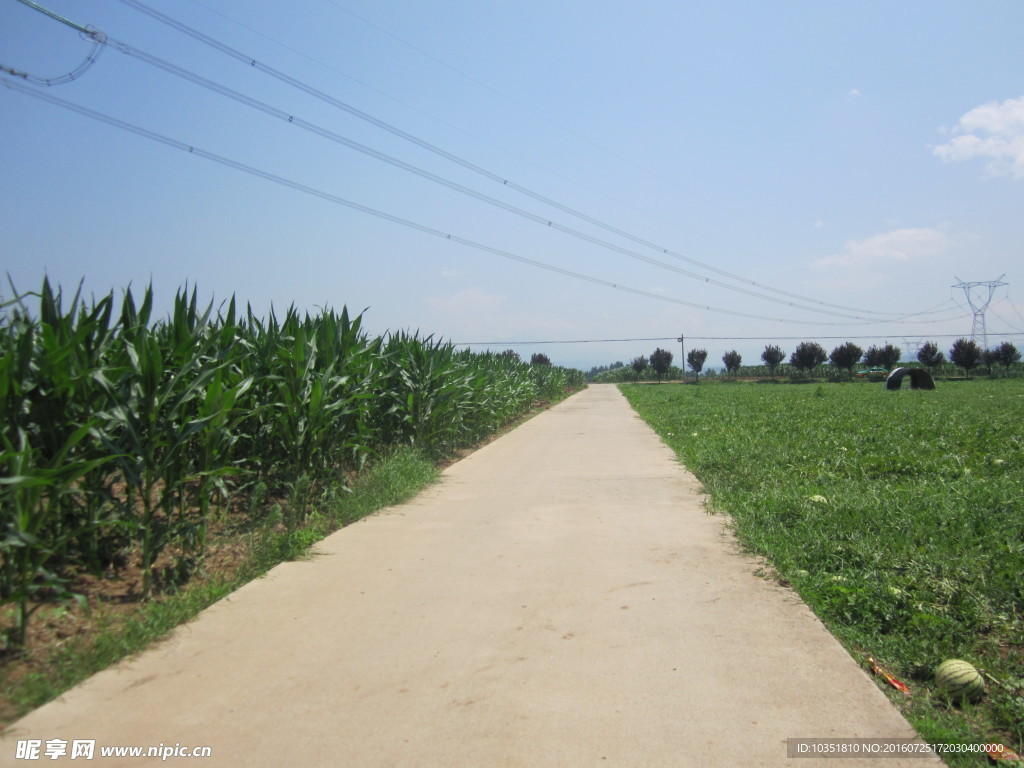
[811,227,950,272]
[847,88,861,98]
[933,95,1024,179]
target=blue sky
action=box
[3,0,1023,370]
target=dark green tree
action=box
[631,355,648,382]
[687,348,708,383]
[829,342,863,377]
[879,344,903,369]
[789,342,827,376]
[917,342,945,372]
[650,348,673,382]
[761,345,785,378]
[863,344,902,370]
[981,348,999,376]
[530,353,552,366]
[995,341,1020,372]
[949,338,982,378]
[721,350,742,376]
[500,349,521,363]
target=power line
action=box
[0,44,104,87]
[25,4,954,325]
[197,0,898,307]
[15,0,93,35]
[183,0,564,193]
[113,0,941,321]
[456,331,1021,347]
[1009,298,1024,328]
[5,78,914,327]
[6,1,984,332]
[457,337,678,346]
[323,0,798,245]
[2,1,106,86]
[102,38,904,323]
[988,307,1024,335]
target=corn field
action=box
[0,280,584,650]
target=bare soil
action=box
[0,515,254,727]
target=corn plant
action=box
[254,305,378,482]
[1,424,103,650]
[380,333,464,452]
[0,281,120,648]
[91,288,222,597]
[1,278,585,648]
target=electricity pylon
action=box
[903,339,923,360]
[953,276,1007,350]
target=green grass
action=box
[621,379,1023,764]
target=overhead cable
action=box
[3,78,928,328]
[1010,299,1024,328]
[114,0,940,320]
[988,307,1024,335]
[16,0,94,35]
[456,332,1024,347]
[186,0,888,299]
[324,0,799,247]
[457,337,679,346]
[3,0,106,86]
[106,39,896,322]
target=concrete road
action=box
[3,384,940,767]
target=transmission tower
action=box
[953,276,1007,349]
[903,339,923,360]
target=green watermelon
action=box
[934,659,985,702]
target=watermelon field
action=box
[623,378,1024,761]
[0,280,583,672]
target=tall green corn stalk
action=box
[253,305,380,484]
[1,279,585,649]
[0,426,100,649]
[190,297,256,522]
[307,305,382,472]
[379,333,469,454]
[91,287,221,598]
[0,281,114,649]
[527,363,584,401]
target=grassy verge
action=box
[1,446,438,727]
[621,379,1023,766]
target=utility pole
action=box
[677,333,684,381]
[953,276,1007,350]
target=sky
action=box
[2,0,1024,371]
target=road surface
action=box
[2,384,940,766]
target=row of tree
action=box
[498,350,556,366]
[769,339,1021,378]
[609,338,1021,382]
